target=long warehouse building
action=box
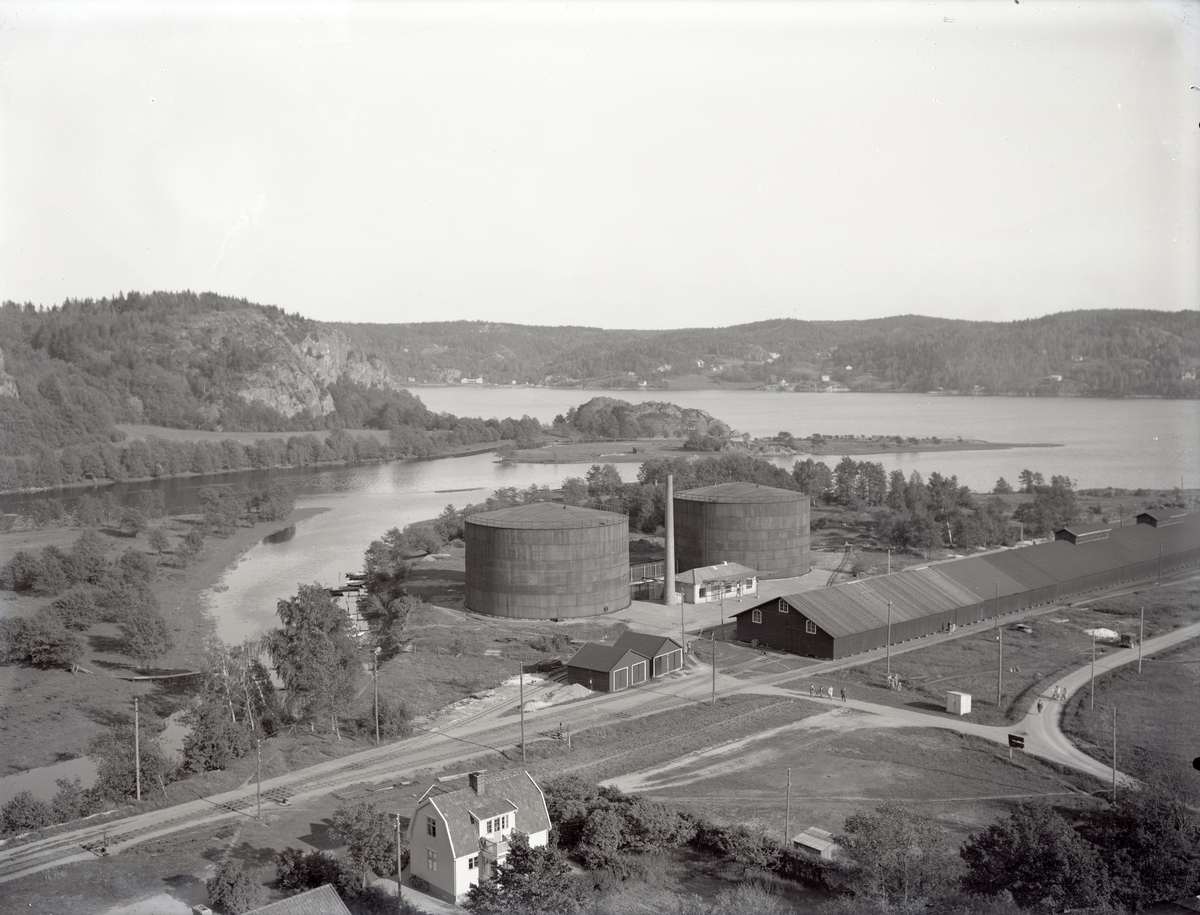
[735,511,1200,659]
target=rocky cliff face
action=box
[157,310,405,419]
[0,349,18,399]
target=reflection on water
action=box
[262,525,296,545]
[0,756,97,806]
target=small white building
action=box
[793,826,843,861]
[946,691,972,716]
[408,770,551,904]
[675,561,758,604]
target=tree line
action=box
[460,763,1200,915]
[0,292,546,488]
[334,310,1200,397]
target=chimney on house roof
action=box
[469,772,486,795]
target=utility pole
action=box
[887,548,891,575]
[1090,631,1097,710]
[519,657,526,764]
[885,600,893,679]
[1138,607,1144,674]
[395,813,404,908]
[711,630,716,705]
[256,734,262,820]
[1158,542,1163,587]
[134,696,141,802]
[785,768,792,843]
[681,600,687,666]
[373,647,381,747]
[997,624,1003,708]
[1111,706,1117,803]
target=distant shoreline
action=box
[508,438,1062,465]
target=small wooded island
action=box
[503,397,1059,464]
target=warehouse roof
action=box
[739,512,1198,644]
[675,481,804,503]
[466,502,627,529]
[676,561,758,585]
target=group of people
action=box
[808,683,847,702]
[887,673,904,691]
[1049,685,1067,700]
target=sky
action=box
[1,0,1198,330]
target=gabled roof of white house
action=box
[676,561,758,585]
[414,770,550,861]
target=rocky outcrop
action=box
[0,348,18,399]
[570,397,730,439]
[148,309,405,420]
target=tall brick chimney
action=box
[469,771,486,795]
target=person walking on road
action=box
[1037,700,1043,714]
[827,685,834,700]
[840,687,847,702]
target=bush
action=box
[52,587,101,630]
[1,791,54,835]
[206,859,265,914]
[275,847,344,893]
[0,617,82,669]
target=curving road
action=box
[1,606,1195,886]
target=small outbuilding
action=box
[243,885,352,915]
[674,561,758,604]
[1055,523,1111,545]
[792,826,842,861]
[1137,509,1186,527]
[565,644,649,692]
[611,632,684,678]
[946,691,972,716]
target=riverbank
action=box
[0,505,327,778]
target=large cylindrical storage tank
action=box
[674,482,810,579]
[465,503,630,619]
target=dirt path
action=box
[688,620,1200,786]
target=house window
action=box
[426,816,437,837]
[486,818,493,833]
[427,849,437,873]
[501,814,509,830]
[806,620,817,635]
[751,609,762,624]
[778,599,788,613]
[468,855,478,870]
[699,587,707,597]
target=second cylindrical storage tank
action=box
[465,503,630,619]
[674,482,810,579]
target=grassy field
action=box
[1061,635,1200,777]
[114,424,390,444]
[781,582,1200,728]
[0,507,326,775]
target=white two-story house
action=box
[408,769,552,904]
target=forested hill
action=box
[334,310,1200,397]
[2,293,1196,467]
[0,292,537,471]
